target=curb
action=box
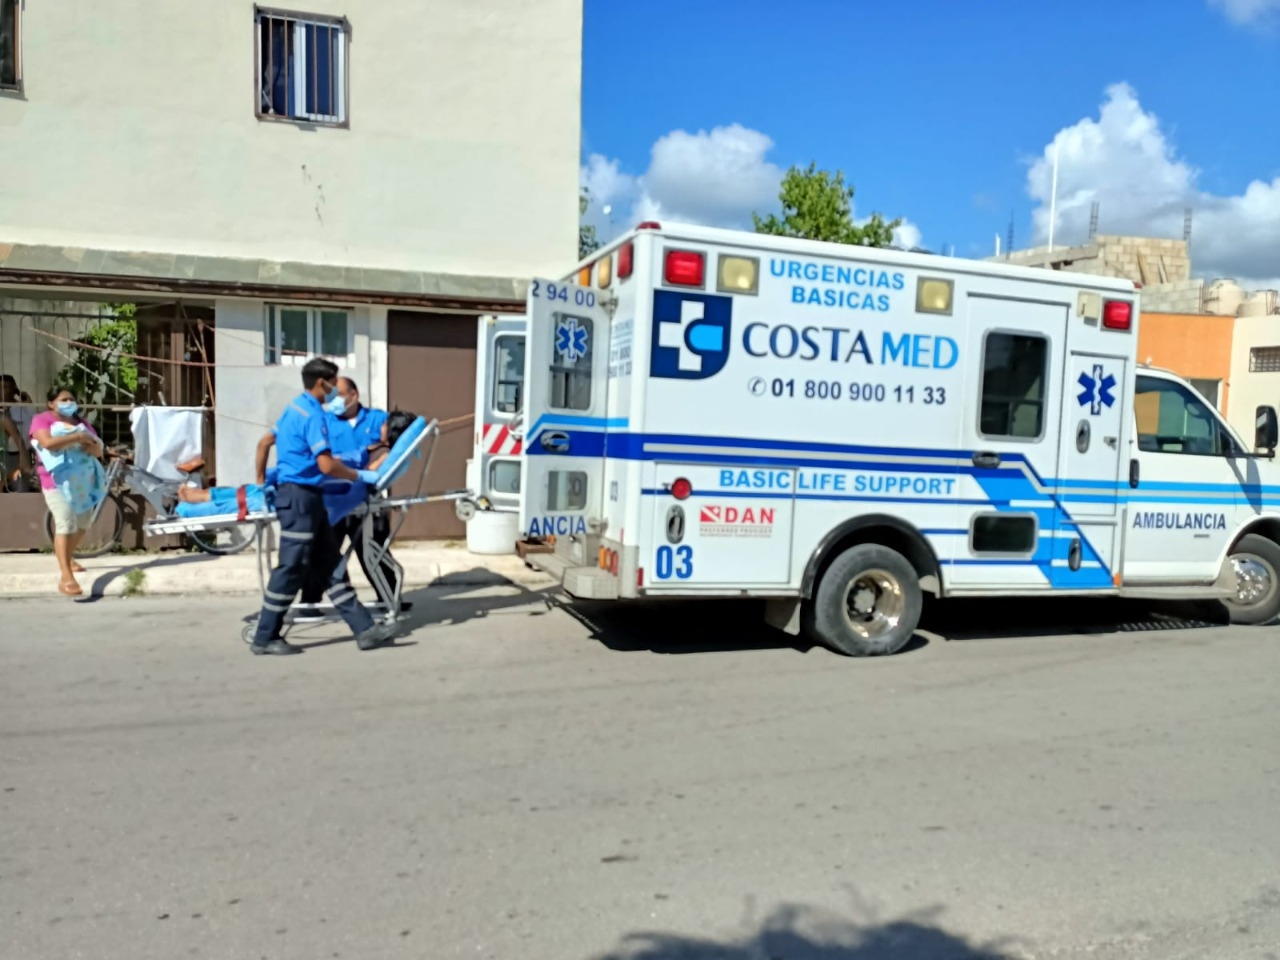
[0,553,555,600]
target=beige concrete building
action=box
[991,234,1280,445]
[996,235,1191,287]
[0,0,582,545]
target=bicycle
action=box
[43,451,258,558]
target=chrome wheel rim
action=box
[842,568,905,639]
[1230,554,1273,607]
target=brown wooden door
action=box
[386,311,477,540]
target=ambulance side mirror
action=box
[1254,406,1278,458]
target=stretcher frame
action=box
[142,418,469,640]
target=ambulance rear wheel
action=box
[1224,534,1280,625]
[808,543,922,656]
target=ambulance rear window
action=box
[979,333,1048,440]
[550,313,594,410]
[492,335,524,414]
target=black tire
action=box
[187,523,257,556]
[1224,533,1280,625]
[805,543,923,656]
[45,494,125,558]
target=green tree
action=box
[753,163,901,248]
[55,303,138,405]
[579,188,601,260]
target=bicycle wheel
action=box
[45,494,125,558]
[187,521,258,556]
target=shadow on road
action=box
[295,567,1233,660]
[558,591,1232,658]
[591,900,1016,959]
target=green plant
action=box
[579,189,601,260]
[54,304,139,405]
[121,568,146,598]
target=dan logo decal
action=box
[699,504,774,538]
[650,291,733,380]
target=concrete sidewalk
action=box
[0,540,553,599]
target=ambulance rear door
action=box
[472,314,525,511]
[520,279,612,540]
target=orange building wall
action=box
[1136,311,1235,413]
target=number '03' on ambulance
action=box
[462,222,1280,658]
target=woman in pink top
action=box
[29,388,104,596]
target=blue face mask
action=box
[56,401,79,417]
[324,394,347,415]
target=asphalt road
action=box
[3,586,1279,960]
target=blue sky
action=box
[580,0,1280,284]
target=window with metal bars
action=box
[0,0,19,90]
[255,7,347,125]
[1249,347,1280,373]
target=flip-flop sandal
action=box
[58,580,83,597]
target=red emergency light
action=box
[664,250,704,288]
[670,477,693,500]
[617,241,634,280]
[1102,300,1133,331]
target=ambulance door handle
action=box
[1129,458,1140,488]
[540,431,570,453]
[972,451,1001,468]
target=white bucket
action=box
[466,509,519,555]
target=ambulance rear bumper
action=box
[524,550,620,600]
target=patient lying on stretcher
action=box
[173,412,426,521]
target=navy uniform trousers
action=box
[252,483,374,645]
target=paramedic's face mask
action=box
[336,385,358,418]
[321,380,347,415]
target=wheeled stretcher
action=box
[143,417,469,639]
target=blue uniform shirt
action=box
[271,392,331,487]
[327,405,388,470]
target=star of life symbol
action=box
[555,317,589,362]
[658,301,719,372]
[1077,364,1116,416]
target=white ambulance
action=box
[464,221,1280,656]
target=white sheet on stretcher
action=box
[130,406,204,481]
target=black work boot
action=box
[251,638,303,656]
[355,622,395,651]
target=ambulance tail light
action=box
[664,249,705,288]
[596,254,612,289]
[577,264,592,287]
[670,477,692,500]
[617,242,634,280]
[1102,300,1133,331]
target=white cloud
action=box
[1028,82,1280,287]
[892,220,924,251]
[581,123,783,236]
[582,123,925,250]
[1209,0,1280,23]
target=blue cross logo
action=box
[555,318,589,362]
[1077,364,1116,416]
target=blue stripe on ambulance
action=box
[526,428,1260,591]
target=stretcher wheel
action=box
[455,499,477,522]
[241,624,256,644]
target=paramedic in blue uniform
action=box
[249,357,392,656]
[298,376,410,612]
